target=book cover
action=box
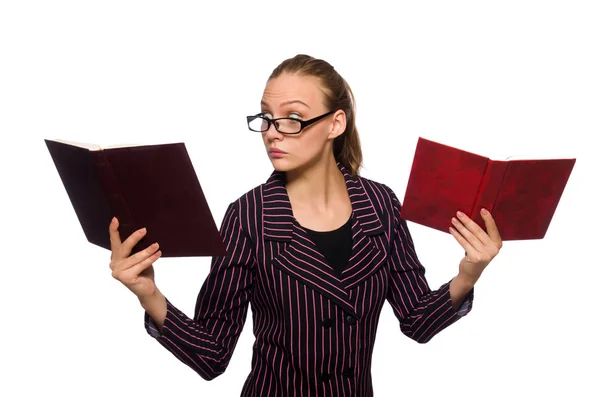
[399,137,576,240]
[44,139,227,257]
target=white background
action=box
[1,1,598,396]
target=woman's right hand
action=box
[108,217,162,301]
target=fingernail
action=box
[481,208,489,215]
[457,211,465,218]
[139,227,146,234]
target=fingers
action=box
[110,242,160,276]
[451,213,485,252]
[449,225,472,253]
[128,242,160,266]
[119,227,148,259]
[480,208,503,246]
[450,225,495,265]
[459,211,493,246]
[126,248,161,277]
[109,217,122,258]
[450,208,503,263]
[108,217,149,259]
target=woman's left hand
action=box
[449,208,503,285]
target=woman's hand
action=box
[449,208,503,285]
[108,217,162,301]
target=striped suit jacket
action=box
[145,161,474,396]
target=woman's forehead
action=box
[262,74,324,108]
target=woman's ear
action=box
[329,109,347,139]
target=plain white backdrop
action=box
[1,1,598,396]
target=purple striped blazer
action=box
[145,161,474,396]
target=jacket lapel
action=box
[263,162,388,317]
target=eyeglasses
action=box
[246,110,336,134]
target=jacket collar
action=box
[261,161,387,315]
[262,161,385,241]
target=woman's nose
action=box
[263,122,283,140]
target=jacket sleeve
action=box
[383,185,474,343]
[144,200,256,380]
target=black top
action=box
[304,215,353,279]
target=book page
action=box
[504,154,575,161]
[102,140,184,149]
[50,139,146,150]
[103,143,144,149]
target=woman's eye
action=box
[261,112,273,119]
[289,113,302,120]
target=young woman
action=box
[109,54,503,396]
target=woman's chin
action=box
[270,158,293,171]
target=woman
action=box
[109,54,502,396]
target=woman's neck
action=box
[285,156,347,212]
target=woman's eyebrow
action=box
[260,99,311,109]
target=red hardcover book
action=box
[45,138,227,257]
[399,137,576,240]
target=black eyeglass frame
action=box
[246,110,337,134]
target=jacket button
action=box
[345,315,356,325]
[321,318,333,328]
[320,372,331,382]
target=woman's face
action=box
[260,73,345,173]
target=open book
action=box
[44,138,226,257]
[399,137,576,240]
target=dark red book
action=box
[399,137,576,240]
[45,139,227,257]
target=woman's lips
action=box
[269,148,287,158]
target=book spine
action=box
[469,160,508,231]
[92,150,138,246]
